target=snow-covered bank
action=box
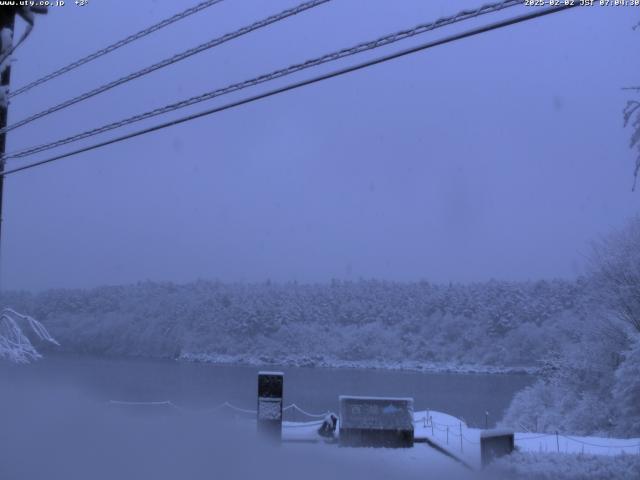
[487,452,640,480]
[252,410,640,477]
[414,410,640,475]
[179,351,538,375]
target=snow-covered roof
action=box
[339,396,414,430]
[480,429,514,439]
[339,395,414,402]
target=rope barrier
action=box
[106,400,640,452]
[108,400,185,411]
[108,399,254,414]
[109,400,175,406]
[219,402,257,415]
[560,435,640,449]
[431,419,465,429]
[108,399,330,418]
[516,434,554,441]
[283,403,329,418]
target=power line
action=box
[1,0,331,134]
[0,3,579,178]
[4,0,523,161]
[9,0,226,98]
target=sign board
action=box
[339,396,414,448]
[257,371,283,441]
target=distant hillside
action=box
[1,278,592,372]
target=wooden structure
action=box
[339,395,414,448]
[480,429,514,466]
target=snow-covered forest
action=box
[2,277,589,371]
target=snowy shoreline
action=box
[178,351,538,375]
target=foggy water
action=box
[0,354,532,427]
[0,354,530,479]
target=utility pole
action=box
[0,6,46,285]
[0,7,16,266]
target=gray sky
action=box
[0,0,638,290]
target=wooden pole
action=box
[0,8,15,284]
[0,7,47,287]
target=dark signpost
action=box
[257,371,283,441]
[480,429,515,466]
[339,396,414,448]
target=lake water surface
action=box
[1,354,532,427]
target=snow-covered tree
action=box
[500,318,622,436]
[0,308,59,363]
[588,214,640,333]
[624,96,640,191]
[612,336,640,436]
[623,22,640,190]
[502,216,640,436]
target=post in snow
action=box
[257,371,284,442]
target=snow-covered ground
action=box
[281,409,640,480]
[488,452,640,480]
[412,410,640,469]
[277,408,640,480]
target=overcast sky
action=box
[0,0,638,291]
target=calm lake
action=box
[0,354,532,427]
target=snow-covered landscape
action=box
[4,215,640,479]
[1,1,640,479]
[0,218,638,479]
